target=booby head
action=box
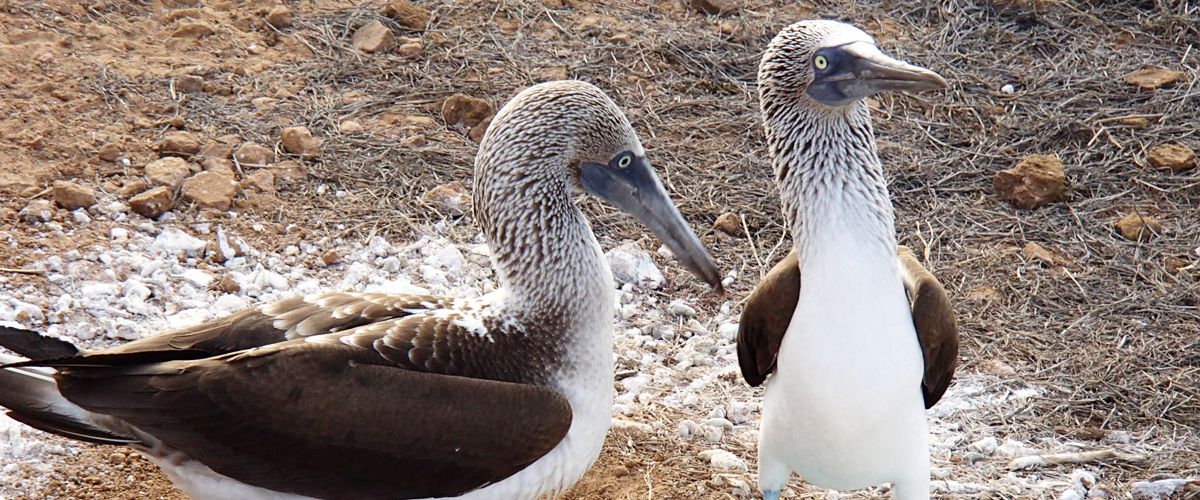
[759,20,948,109]
[477,80,724,291]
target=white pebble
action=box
[698,449,748,472]
[677,419,700,440]
[967,436,998,455]
[1001,83,1015,94]
[667,300,696,318]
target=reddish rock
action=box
[993,154,1066,210]
[281,126,319,159]
[268,160,307,179]
[402,134,427,147]
[265,6,292,29]
[241,170,275,194]
[352,20,396,53]
[421,181,471,214]
[690,0,737,15]
[19,200,55,224]
[172,21,215,39]
[216,273,240,293]
[98,143,122,162]
[129,187,175,218]
[320,249,341,266]
[713,213,742,236]
[1114,213,1162,242]
[158,131,201,157]
[145,157,194,188]
[118,178,149,197]
[182,172,240,210]
[339,120,365,134]
[397,42,423,57]
[1124,68,1186,90]
[1146,143,1197,173]
[198,141,235,160]
[176,75,204,93]
[53,181,97,210]
[234,142,275,166]
[380,1,430,30]
[202,158,237,179]
[442,94,494,130]
[1022,242,1056,265]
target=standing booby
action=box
[735,21,959,500]
[0,80,723,500]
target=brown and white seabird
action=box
[0,80,723,500]
[734,21,959,500]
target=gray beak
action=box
[581,154,724,292]
[807,41,948,107]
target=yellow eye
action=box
[618,156,632,168]
[814,55,828,70]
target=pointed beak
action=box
[581,157,724,293]
[807,41,948,106]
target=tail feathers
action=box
[0,353,137,446]
[0,326,82,361]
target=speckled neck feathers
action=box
[472,82,634,324]
[759,59,896,263]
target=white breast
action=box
[760,232,929,491]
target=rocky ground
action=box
[1,0,1198,499]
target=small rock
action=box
[469,121,490,144]
[202,158,237,179]
[234,142,275,166]
[668,300,697,318]
[690,0,737,15]
[181,172,240,210]
[151,226,207,256]
[129,187,174,219]
[1130,478,1199,500]
[1124,68,1187,90]
[993,154,1066,209]
[145,157,193,189]
[442,94,495,132]
[98,143,122,162]
[610,418,653,434]
[698,449,748,473]
[265,5,292,29]
[1146,143,1197,173]
[19,199,55,224]
[403,134,427,147]
[198,141,235,160]
[216,273,240,293]
[1023,242,1056,265]
[241,170,275,194]
[339,120,365,134]
[421,181,471,214]
[281,126,319,159]
[539,66,569,82]
[53,181,97,210]
[968,436,998,455]
[1164,257,1189,274]
[172,21,215,39]
[380,0,431,30]
[175,74,204,93]
[118,178,149,197]
[158,131,201,157]
[713,212,742,236]
[269,160,307,179]
[397,42,423,57]
[352,20,397,53]
[321,249,341,266]
[1114,213,1162,242]
[606,242,664,289]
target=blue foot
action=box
[763,490,781,500]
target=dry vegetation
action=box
[0,0,1197,498]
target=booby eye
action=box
[617,155,632,169]
[813,55,828,70]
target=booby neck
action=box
[760,99,897,267]
[473,112,618,325]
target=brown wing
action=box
[47,311,570,500]
[736,247,960,407]
[897,246,959,408]
[736,250,800,387]
[100,293,451,360]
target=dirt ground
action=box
[1,0,1197,499]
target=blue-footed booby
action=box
[734,21,959,500]
[0,80,722,500]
